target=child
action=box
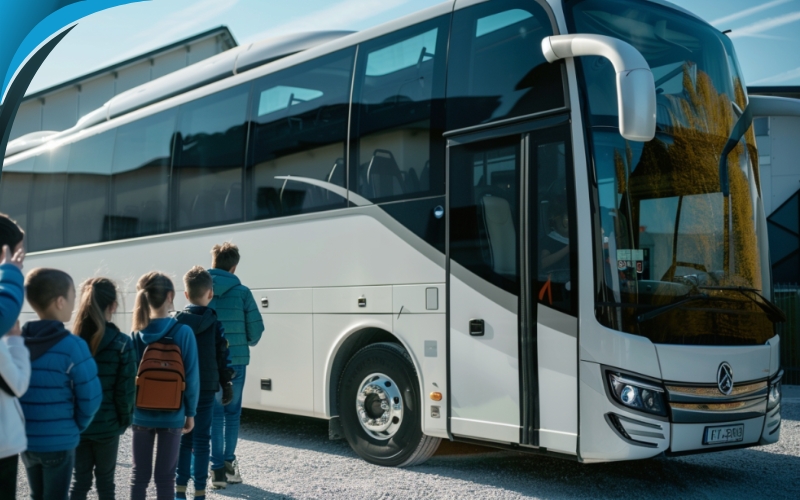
[174,266,234,500]
[20,268,102,500]
[130,272,199,500]
[70,278,136,500]
[0,213,28,500]
[208,243,264,488]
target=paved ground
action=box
[16,386,800,499]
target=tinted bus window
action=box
[29,146,70,251]
[447,0,563,130]
[65,130,114,247]
[351,17,448,204]
[108,110,176,241]
[174,85,248,230]
[248,49,354,220]
[0,157,34,232]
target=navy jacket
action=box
[174,305,232,392]
[20,320,102,452]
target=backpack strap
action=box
[160,322,184,344]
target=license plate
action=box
[703,424,744,445]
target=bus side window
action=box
[109,110,176,241]
[29,145,70,251]
[65,130,114,247]
[0,157,34,235]
[351,16,448,204]
[247,48,354,220]
[173,85,248,231]
[447,0,563,131]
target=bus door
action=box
[447,117,576,447]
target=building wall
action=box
[8,30,233,141]
[756,116,800,216]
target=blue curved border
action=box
[1,0,147,104]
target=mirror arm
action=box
[542,34,656,142]
[749,95,800,117]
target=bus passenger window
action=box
[351,16,448,204]
[0,157,33,232]
[174,85,248,230]
[28,146,69,251]
[65,130,114,247]
[447,0,563,131]
[108,110,175,241]
[248,49,354,220]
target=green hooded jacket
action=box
[208,269,264,366]
[81,323,136,440]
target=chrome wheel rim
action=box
[355,373,403,440]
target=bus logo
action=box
[717,362,733,395]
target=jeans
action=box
[0,454,18,500]
[210,365,246,470]
[21,449,75,500]
[130,426,182,500]
[70,435,120,500]
[176,391,215,491]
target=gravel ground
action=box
[16,386,800,499]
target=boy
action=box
[208,243,264,489]
[20,268,102,500]
[174,266,234,500]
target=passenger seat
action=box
[480,195,516,277]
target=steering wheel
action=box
[660,261,708,283]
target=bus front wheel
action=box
[338,342,440,467]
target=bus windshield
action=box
[568,0,775,345]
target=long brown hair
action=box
[73,277,117,355]
[132,272,174,332]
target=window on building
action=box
[65,130,114,247]
[447,0,563,130]
[173,85,249,230]
[29,146,70,251]
[351,17,448,204]
[108,110,176,241]
[248,49,355,219]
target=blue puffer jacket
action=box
[0,263,24,336]
[20,320,102,452]
[208,269,264,366]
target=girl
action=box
[129,272,199,500]
[70,278,136,500]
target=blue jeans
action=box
[21,449,75,500]
[210,365,246,470]
[176,391,215,491]
[70,436,120,500]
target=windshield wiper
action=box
[636,293,711,323]
[697,286,787,323]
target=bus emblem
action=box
[717,362,733,395]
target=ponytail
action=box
[73,277,117,355]
[132,272,174,332]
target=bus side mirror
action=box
[542,34,656,142]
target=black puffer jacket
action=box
[81,323,136,440]
[174,305,232,392]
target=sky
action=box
[25,0,800,94]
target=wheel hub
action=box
[356,373,403,440]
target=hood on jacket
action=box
[137,317,180,345]
[95,322,122,353]
[174,306,216,335]
[22,320,70,361]
[208,269,241,296]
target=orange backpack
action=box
[135,325,186,410]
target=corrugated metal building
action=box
[9,26,236,141]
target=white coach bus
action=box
[2,0,787,465]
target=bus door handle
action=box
[469,319,485,336]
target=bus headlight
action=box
[608,372,667,417]
[768,371,783,410]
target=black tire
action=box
[338,342,441,467]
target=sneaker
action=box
[225,460,242,484]
[211,468,227,489]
